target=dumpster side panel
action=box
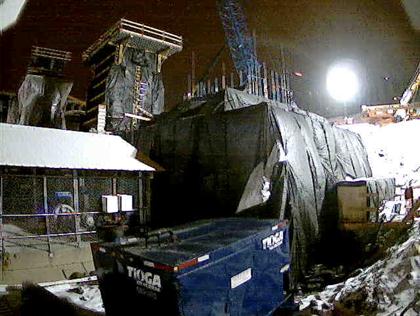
[245,226,290,315]
[92,246,181,315]
[177,247,254,315]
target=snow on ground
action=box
[340,120,420,191]
[44,278,104,314]
[299,121,420,314]
[299,220,420,315]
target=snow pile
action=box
[45,279,104,314]
[300,221,420,315]
[340,120,420,190]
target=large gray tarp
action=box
[138,88,372,279]
[105,47,164,131]
[11,74,72,129]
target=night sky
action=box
[1,0,419,117]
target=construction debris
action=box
[299,220,420,315]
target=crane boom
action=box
[216,0,259,77]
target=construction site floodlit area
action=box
[0,1,419,315]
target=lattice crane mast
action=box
[216,0,260,82]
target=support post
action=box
[138,172,144,225]
[73,171,81,247]
[0,176,3,279]
[191,51,196,96]
[230,72,234,88]
[43,176,52,254]
[145,173,153,225]
[112,177,117,195]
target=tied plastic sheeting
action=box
[138,88,372,278]
[105,47,164,131]
[15,74,73,128]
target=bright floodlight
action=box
[326,64,359,102]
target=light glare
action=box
[326,64,359,102]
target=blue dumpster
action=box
[91,218,292,315]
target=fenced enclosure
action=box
[0,172,144,276]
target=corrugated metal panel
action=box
[0,123,154,171]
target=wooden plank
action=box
[89,91,106,103]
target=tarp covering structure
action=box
[8,74,72,129]
[138,88,372,278]
[105,47,165,131]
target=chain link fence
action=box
[0,173,140,269]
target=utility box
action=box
[102,195,119,213]
[91,218,293,316]
[118,194,133,211]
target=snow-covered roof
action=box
[0,123,155,171]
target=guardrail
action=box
[82,18,183,61]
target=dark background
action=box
[1,0,419,117]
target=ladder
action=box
[133,66,153,119]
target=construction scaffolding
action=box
[82,19,182,135]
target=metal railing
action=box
[32,46,72,62]
[82,18,183,61]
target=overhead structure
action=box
[28,46,72,76]
[82,19,183,136]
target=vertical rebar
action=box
[247,65,252,94]
[222,62,226,90]
[256,62,260,96]
[275,71,281,102]
[230,72,234,88]
[271,70,276,100]
[187,74,192,99]
[263,62,268,99]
